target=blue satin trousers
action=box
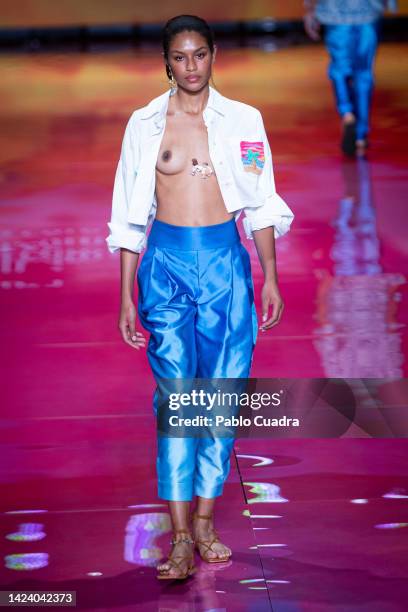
[137,218,258,501]
[324,21,380,141]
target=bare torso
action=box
[155,96,233,226]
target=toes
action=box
[217,547,231,559]
[158,566,177,577]
[157,561,188,578]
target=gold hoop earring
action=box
[167,68,177,91]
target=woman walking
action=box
[304,0,398,156]
[106,14,294,579]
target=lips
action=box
[186,76,201,82]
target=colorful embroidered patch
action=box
[240,141,265,175]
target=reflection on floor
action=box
[1,43,407,610]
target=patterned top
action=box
[313,0,397,25]
[240,141,265,175]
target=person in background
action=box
[303,0,398,157]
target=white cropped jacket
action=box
[106,85,294,253]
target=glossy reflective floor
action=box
[1,43,407,610]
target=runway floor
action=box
[1,42,407,610]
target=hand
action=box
[118,300,147,350]
[303,12,321,40]
[260,280,284,332]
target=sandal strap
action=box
[195,536,230,561]
[195,536,218,552]
[171,528,194,545]
[163,553,194,564]
[157,554,194,575]
[192,511,213,520]
[210,530,220,542]
[171,536,194,544]
[192,512,219,539]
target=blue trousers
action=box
[324,21,380,141]
[137,218,258,501]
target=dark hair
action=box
[162,15,215,80]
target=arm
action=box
[119,249,145,350]
[303,0,321,41]
[243,110,294,331]
[252,226,284,331]
[106,113,147,350]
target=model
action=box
[106,14,294,580]
[304,0,398,156]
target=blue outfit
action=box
[324,21,380,141]
[315,0,396,141]
[137,218,258,501]
[106,87,295,501]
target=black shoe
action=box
[341,122,356,157]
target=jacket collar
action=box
[139,85,226,132]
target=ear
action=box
[212,45,217,64]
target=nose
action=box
[186,56,197,72]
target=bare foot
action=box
[356,139,367,157]
[193,515,231,562]
[157,536,194,579]
[343,112,356,125]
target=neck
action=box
[171,84,210,115]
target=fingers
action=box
[311,22,321,41]
[304,16,321,41]
[306,26,319,41]
[129,331,147,350]
[259,300,284,332]
[118,321,147,350]
[119,326,146,350]
[127,309,137,341]
[118,301,147,350]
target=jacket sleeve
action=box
[242,110,294,241]
[105,113,149,254]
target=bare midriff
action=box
[154,105,234,227]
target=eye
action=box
[174,56,184,62]
[196,52,206,59]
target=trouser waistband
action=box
[148,218,240,251]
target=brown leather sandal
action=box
[156,529,196,580]
[192,511,232,563]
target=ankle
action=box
[343,112,356,125]
[192,510,213,521]
[171,529,194,545]
[192,512,216,535]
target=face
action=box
[165,30,216,90]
